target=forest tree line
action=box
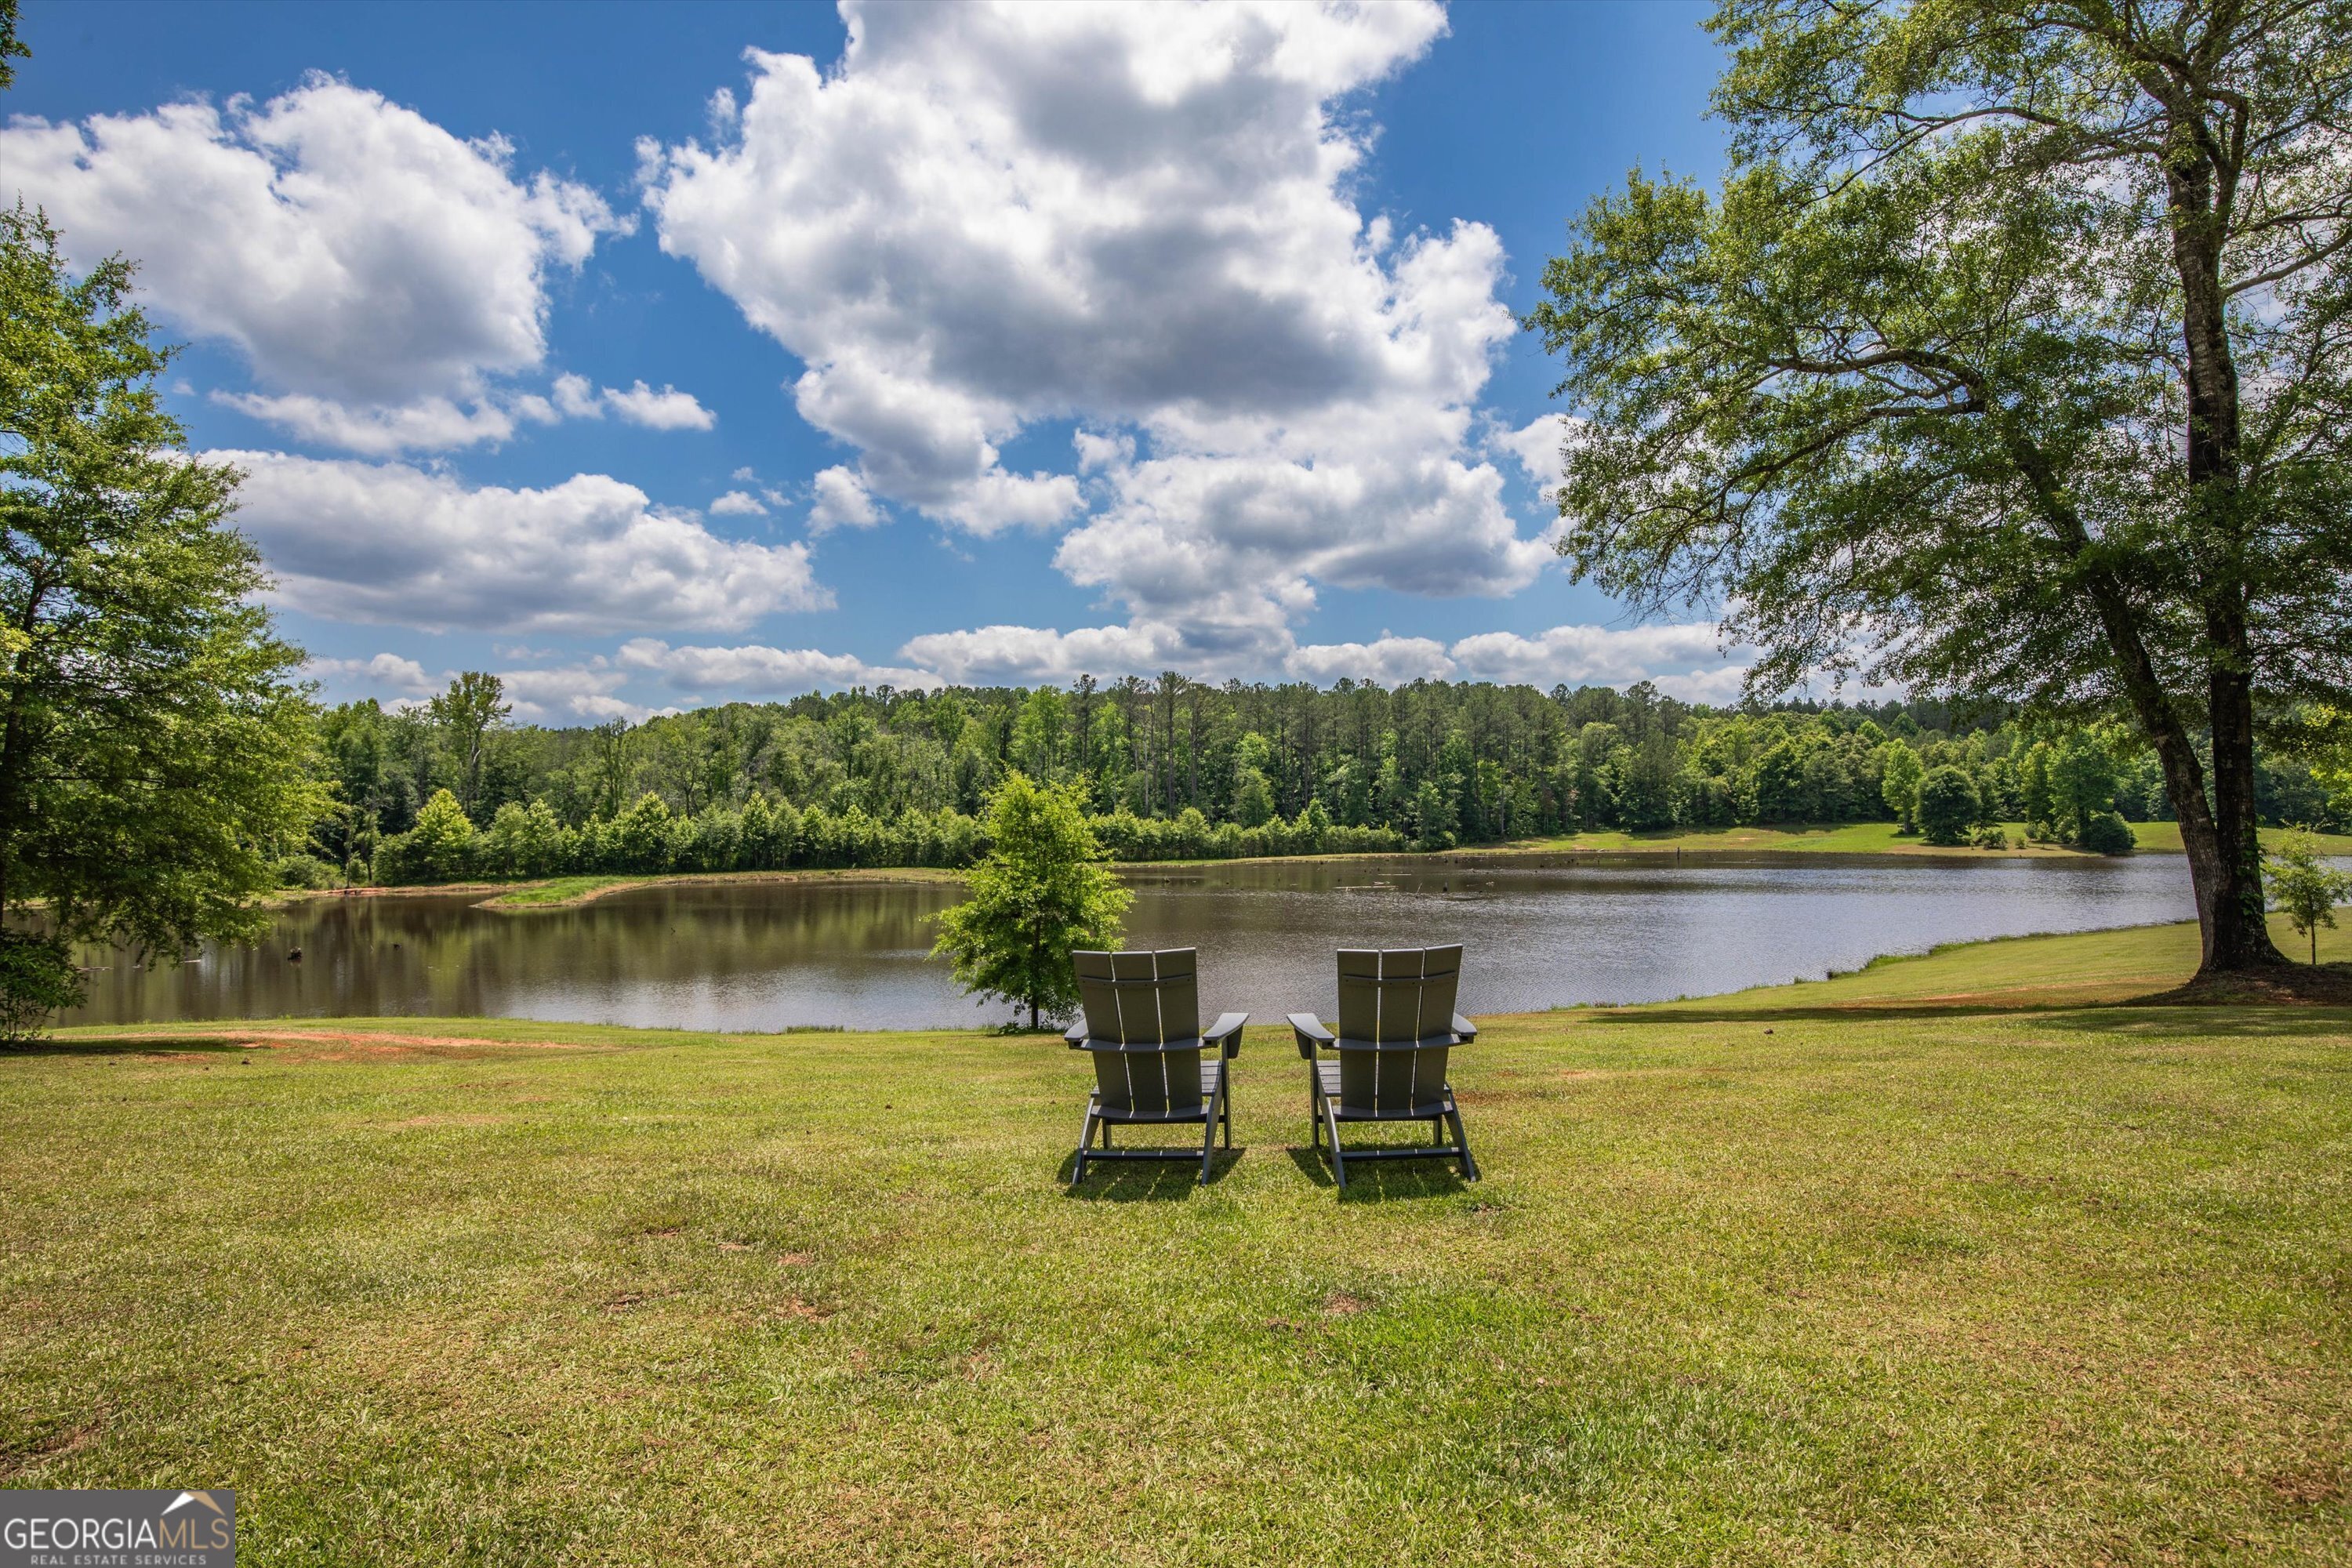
[278,674,2350,887]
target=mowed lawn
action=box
[5,927,2351,1564]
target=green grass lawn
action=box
[7,927,2351,1563]
[1649,911,2352,1013]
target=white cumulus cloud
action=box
[641,0,1548,643]
[1283,636,1457,686]
[1490,413,1581,514]
[550,372,717,430]
[896,622,1188,685]
[305,651,439,699]
[893,619,1747,692]
[1444,623,1750,699]
[218,450,832,633]
[807,465,882,533]
[709,489,769,517]
[307,652,658,722]
[602,379,717,430]
[615,637,938,695]
[2,76,627,451]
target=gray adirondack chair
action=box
[1065,949,1248,1185]
[1288,945,1479,1192]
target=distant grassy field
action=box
[474,866,964,910]
[1498,818,2352,858]
[9,921,2351,1563]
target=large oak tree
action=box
[1532,0,2352,975]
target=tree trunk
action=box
[2056,539,2281,978]
[2096,615,2282,977]
[2154,81,2287,977]
[2199,612,2285,971]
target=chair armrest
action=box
[1204,1011,1250,1058]
[1452,1013,1478,1043]
[1288,1012,1333,1059]
[1063,1021,1088,1049]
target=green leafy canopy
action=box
[1,205,326,1028]
[1530,0,2352,973]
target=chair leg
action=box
[1323,1096,1348,1192]
[1222,1069,1233,1149]
[1200,1080,1223,1184]
[1446,1104,1479,1182]
[1308,1069,1323,1152]
[1072,1103,1099,1185]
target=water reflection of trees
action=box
[67,885,968,1024]
[64,856,2201,1025]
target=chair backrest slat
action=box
[1333,946,1463,1114]
[1073,949,1203,1115]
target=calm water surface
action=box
[66,853,2214,1030]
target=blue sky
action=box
[5,0,1737,722]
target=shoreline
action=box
[54,912,2352,1043]
[270,818,2352,908]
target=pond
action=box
[63,851,2216,1030]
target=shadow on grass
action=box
[2031,1006,2352,1040]
[1286,1142,1472,1202]
[3,1035,255,1058]
[1591,999,2352,1036]
[1058,1147,1244,1200]
[1588,1003,2058,1025]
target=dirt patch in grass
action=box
[601,1290,675,1314]
[2267,1462,2346,1507]
[383,1112,511,1130]
[47,1025,613,1058]
[0,1416,101,1483]
[241,1029,588,1054]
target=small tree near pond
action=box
[931,774,1131,1030]
[2266,833,2352,965]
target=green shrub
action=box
[1917,765,1981,846]
[2077,811,2136,855]
[0,930,84,1043]
[270,853,340,891]
[372,789,480,884]
[1970,825,2013,851]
